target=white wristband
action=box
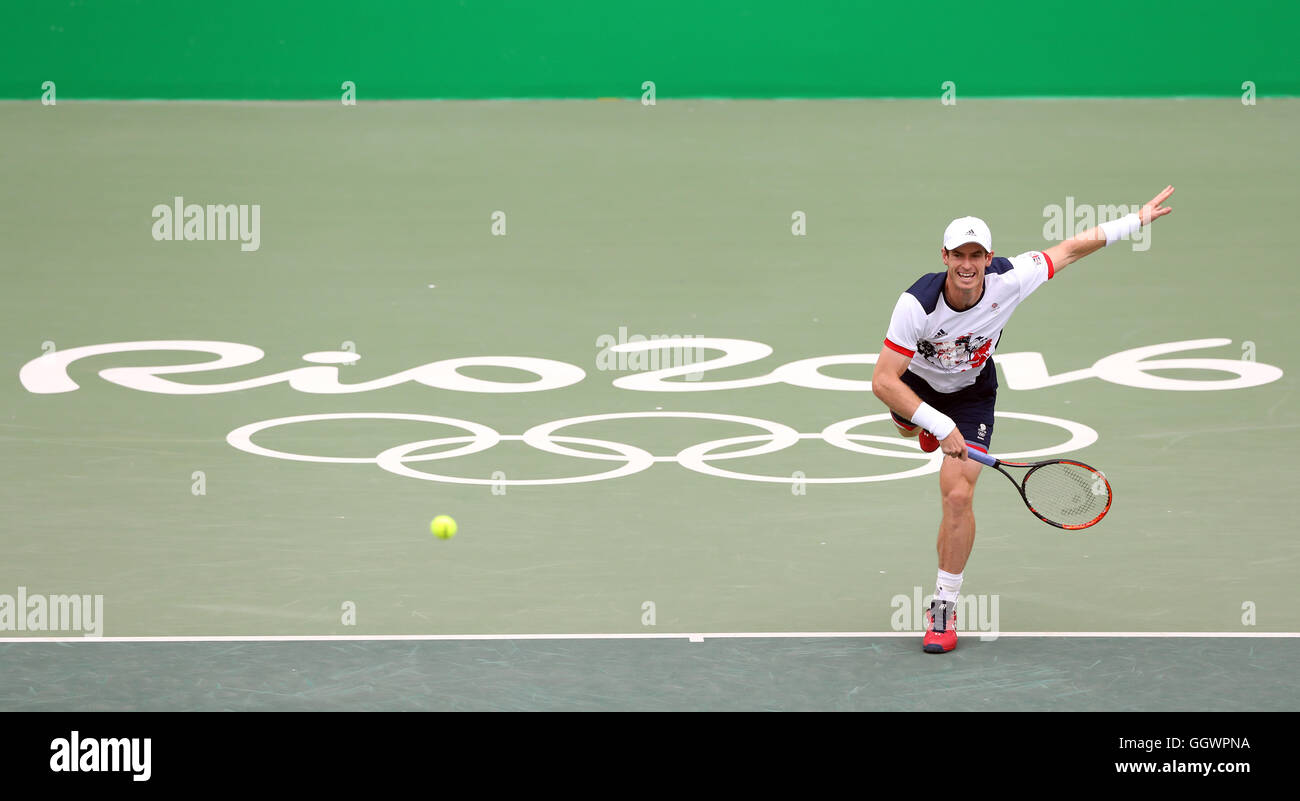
[910,402,956,440]
[1100,212,1141,246]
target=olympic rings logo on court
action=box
[226,411,1098,486]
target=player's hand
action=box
[1138,185,1175,226]
[940,428,967,460]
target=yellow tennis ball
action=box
[430,515,457,540]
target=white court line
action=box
[0,631,1297,644]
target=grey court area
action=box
[2,637,1293,712]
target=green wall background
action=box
[2,0,1296,99]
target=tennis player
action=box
[872,186,1174,653]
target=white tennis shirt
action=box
[883,251,1054,393]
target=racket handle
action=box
[966,447,997,467]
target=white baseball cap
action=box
[942,216,992,252]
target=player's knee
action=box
[942,482,975,512]
[895,425,919,438]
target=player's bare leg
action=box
[937,455,983,573]
[924,454,983,653]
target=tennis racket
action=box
[966,447,1112,530]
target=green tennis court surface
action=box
[2,99,1297,709]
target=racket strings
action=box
[1023,462,1109,525]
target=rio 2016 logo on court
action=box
[19,337,1283,486]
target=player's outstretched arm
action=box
[1043,185,1174,276]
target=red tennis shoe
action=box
[919,430,940,453]
[923,599,957,653]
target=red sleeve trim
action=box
[884,338,915,358]
[1042,250,1055,279]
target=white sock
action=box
[936,569,963,603]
